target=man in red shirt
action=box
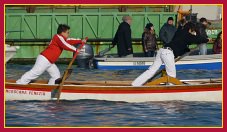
[16,24,86,85]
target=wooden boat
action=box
[93,54,222,70]
[5,78,222,102]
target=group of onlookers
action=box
[112,15,222,57]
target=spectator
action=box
[195,17,209,55]
[159,17,177,46]
[112,15,133,57]
[142,23,157,57]
[213,31,222,54]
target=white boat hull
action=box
[6,88,222,102]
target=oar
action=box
[146,44,202,83]
[56,37,88,103]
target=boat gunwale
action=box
[94,54,222,62]
[5,80,222,93]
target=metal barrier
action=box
[6,12,177,40]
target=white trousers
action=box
[16,55,60,85]
[132,48,176,86]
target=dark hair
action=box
[168,17,174,21]
[57,24,70,34]
[145,23,154,30]
[183,22,196,32]
[200,17,207,23]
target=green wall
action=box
[5,11,221,59]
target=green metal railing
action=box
[5,6,174,13]
[6,12,177,40]
[5,12,221,59]
[5,12,178,59]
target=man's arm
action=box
[66,38,82,45]
[56,35,77,52]
[124,26,132,50]
[142,33,147,52]
[188,34,209,44]
[159,26,167,43]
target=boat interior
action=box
[6,78,222,86]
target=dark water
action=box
[5,64,222,127]
[6,100,222,127]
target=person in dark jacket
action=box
[112,16,133,57]
[142,23,157,57]
[195,17,209,55]
[159,17,177,46]
[165,22,210,58]
[213,31,222,54]
[132,22,211,86]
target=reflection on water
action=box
[6,100,222,127]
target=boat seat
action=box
[145,76,183,86]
